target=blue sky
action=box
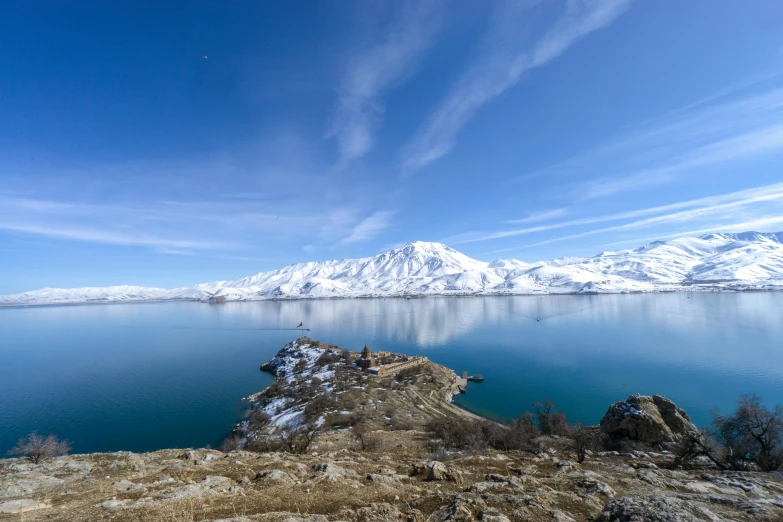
[2,1,783,294]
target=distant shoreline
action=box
[3,285,783,309]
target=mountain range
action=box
[2,231,782,306]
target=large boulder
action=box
[410,461,463,482]
[600,394,697,445]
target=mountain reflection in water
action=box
[0,293,781,453]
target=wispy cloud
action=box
[337,211,395,246]
[328,1,443,166]
[0,193,387,255]
[525,86,783,199]
[402,0,631,172]
[520,196,783,249]
[447,182,783,245]
[506,208,567,224]
[0,222,234,251]
[526,217,783,252]
[581,123,783,199]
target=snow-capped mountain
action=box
[2,232,782,306]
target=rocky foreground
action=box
[2,340,783,521]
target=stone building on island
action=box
[356,346,377,370]
[356,345,429,376]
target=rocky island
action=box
[2,339,782,521]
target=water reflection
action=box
[1,293,781,453]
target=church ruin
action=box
[356,345,428,376]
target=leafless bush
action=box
[297,381,325,401]
[712,394,783,471]
[259,380,284,404]
[363,433,382,452]
[396,367,420,382]
[425,417,488,451]
[567,423,600,463]
[390,417,415,431]
[352,416,373,450]
[429,442,464,462]
[534,399,568,436]
[246,434,285,453]
[247,409,272,432]
[303,394,337,424]
[264,424,318,454]
[548,411,570,436]
[505,413,538,450]
[316,351,339,366]
[672,430,725,469]
[219,433,242,452]
[8,432,71,463]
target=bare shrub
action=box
[396,367,420,383]
[363,433,382,452]
[548,411,570,436]
[430,442,463,462]
[316,351,339,367]
[246,435,285,453]
[534,399,554,433]
[567,423,599,463]
[427,410,544,452]
[352,416,373,450]
[259,380,284,404]
[391,417,415,431]
[219,433,242,452]
[303,394,337,424]
[277,424,317,454]
[425,417,488,451]
[672,430,725,469]
[479,421,511,450]
[329,414,354,428]
[712,394,783,471]
[506,413,538,450]
[247,409,272,432]
[9,432,71,463]
[534,399,569,436]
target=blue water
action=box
[1,293,782,454]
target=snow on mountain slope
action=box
[2,233,782,306]
[0,285,173,306]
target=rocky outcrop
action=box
[600,394,698,445]
[0,499,50,514]
[410,461,463,482]
[596,496,704,521]
[1,433,783,521]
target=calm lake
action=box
[1,293,782,454]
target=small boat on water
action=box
[466,374,484,382]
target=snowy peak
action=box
[1,232,782,306]
[374,241,488,276]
